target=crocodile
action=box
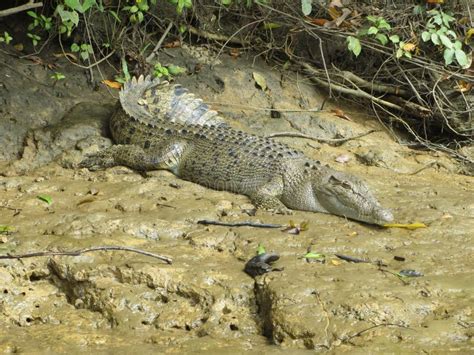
[80,75,394,225]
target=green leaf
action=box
[56,5,79,26]
[27,10,38,19]
[0,225,14,234]
[167,64,186,75]
[439,34,453,49]
[453,40,462,50]
[441,12,454,27]
[221,0,232,4]
[413,5,424,15]
[71,43,80,52]
[443,48,454,65]
[347,36,361,57]
[366,15,377,23]
[108,10,121,22]
[433,14,442,25]
[431,33,440,45]
[396,48,403,58]
[389,35,400,43]
[130,5,139,13]
[367,26,378,35]
[404,51,412,58]
[37,195,52,205]
[2,32,13,44]
[136,10,144,23]
[263,22,281,30]
[301,0,312,16]
[378,20,391,30]
[303,252,325,260]
[446,30,456,39]
[455,49,469,68]
[81,0,96,13]
[65,0,83,12]
[375,33,388,45]
[421,31,430,42]
[256,244,266,255]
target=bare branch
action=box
[0,0,43,17]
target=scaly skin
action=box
[80,76,393,225]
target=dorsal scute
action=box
[119,75,226,127]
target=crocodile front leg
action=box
[79,142,187,172]
[250,176,293,215]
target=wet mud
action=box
[0,46,473,352]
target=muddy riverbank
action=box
[1,45,473,352]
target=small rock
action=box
[216,200,233,216]
[335,154,351,164]
[240,203,256,216]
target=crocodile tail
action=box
[119,75,225,127]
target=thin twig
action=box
[146,21,173,63]
[197,220,282,228]
[0,0,43,17]
[266,129,377,144]
[0,246,172,264]
[205,101,322,113]
[58,35,115,70]
[340,323,410,344]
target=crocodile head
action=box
[313,170,393,225]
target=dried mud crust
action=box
[1,48,474,352]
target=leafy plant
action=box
[347,16,400,57]
[219,0,266,7]
[71,43,93,61]
[168,0,192,15]
[153,62,186,78]
[421,9,469,68]
[0,32,13,45]
[51,72,66,81]
[123,0,151,24]
[115,57,132,84]
[27,11,53,31]
[27,33,41,46]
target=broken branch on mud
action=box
[266,129,377,144]
[197,220,282,228]
[0,246,173,264]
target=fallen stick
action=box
[0,245,172,264]
[197,220,282,228]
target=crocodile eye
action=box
[329,176,352,189]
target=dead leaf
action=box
[347,231,358,237]
[403,43,416,52]
[329,0,343,7]
[309,18,329,26]
[383,222,427,230]
[13,43,23,51]
[454,80,472,93]
[101,80,122,89]
[328,7,341,20]
[253,72,267,91]
[465,28,474,44]
[53,52,78,62]
[229,48,240,58]
[331,259,342,266]
[331,108,352,121]
[164,40,181,48]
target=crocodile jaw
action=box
[313,170,394,225]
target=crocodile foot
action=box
[79,151,116,171]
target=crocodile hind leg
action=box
[79,142,187,172]
[250,176,293,215]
